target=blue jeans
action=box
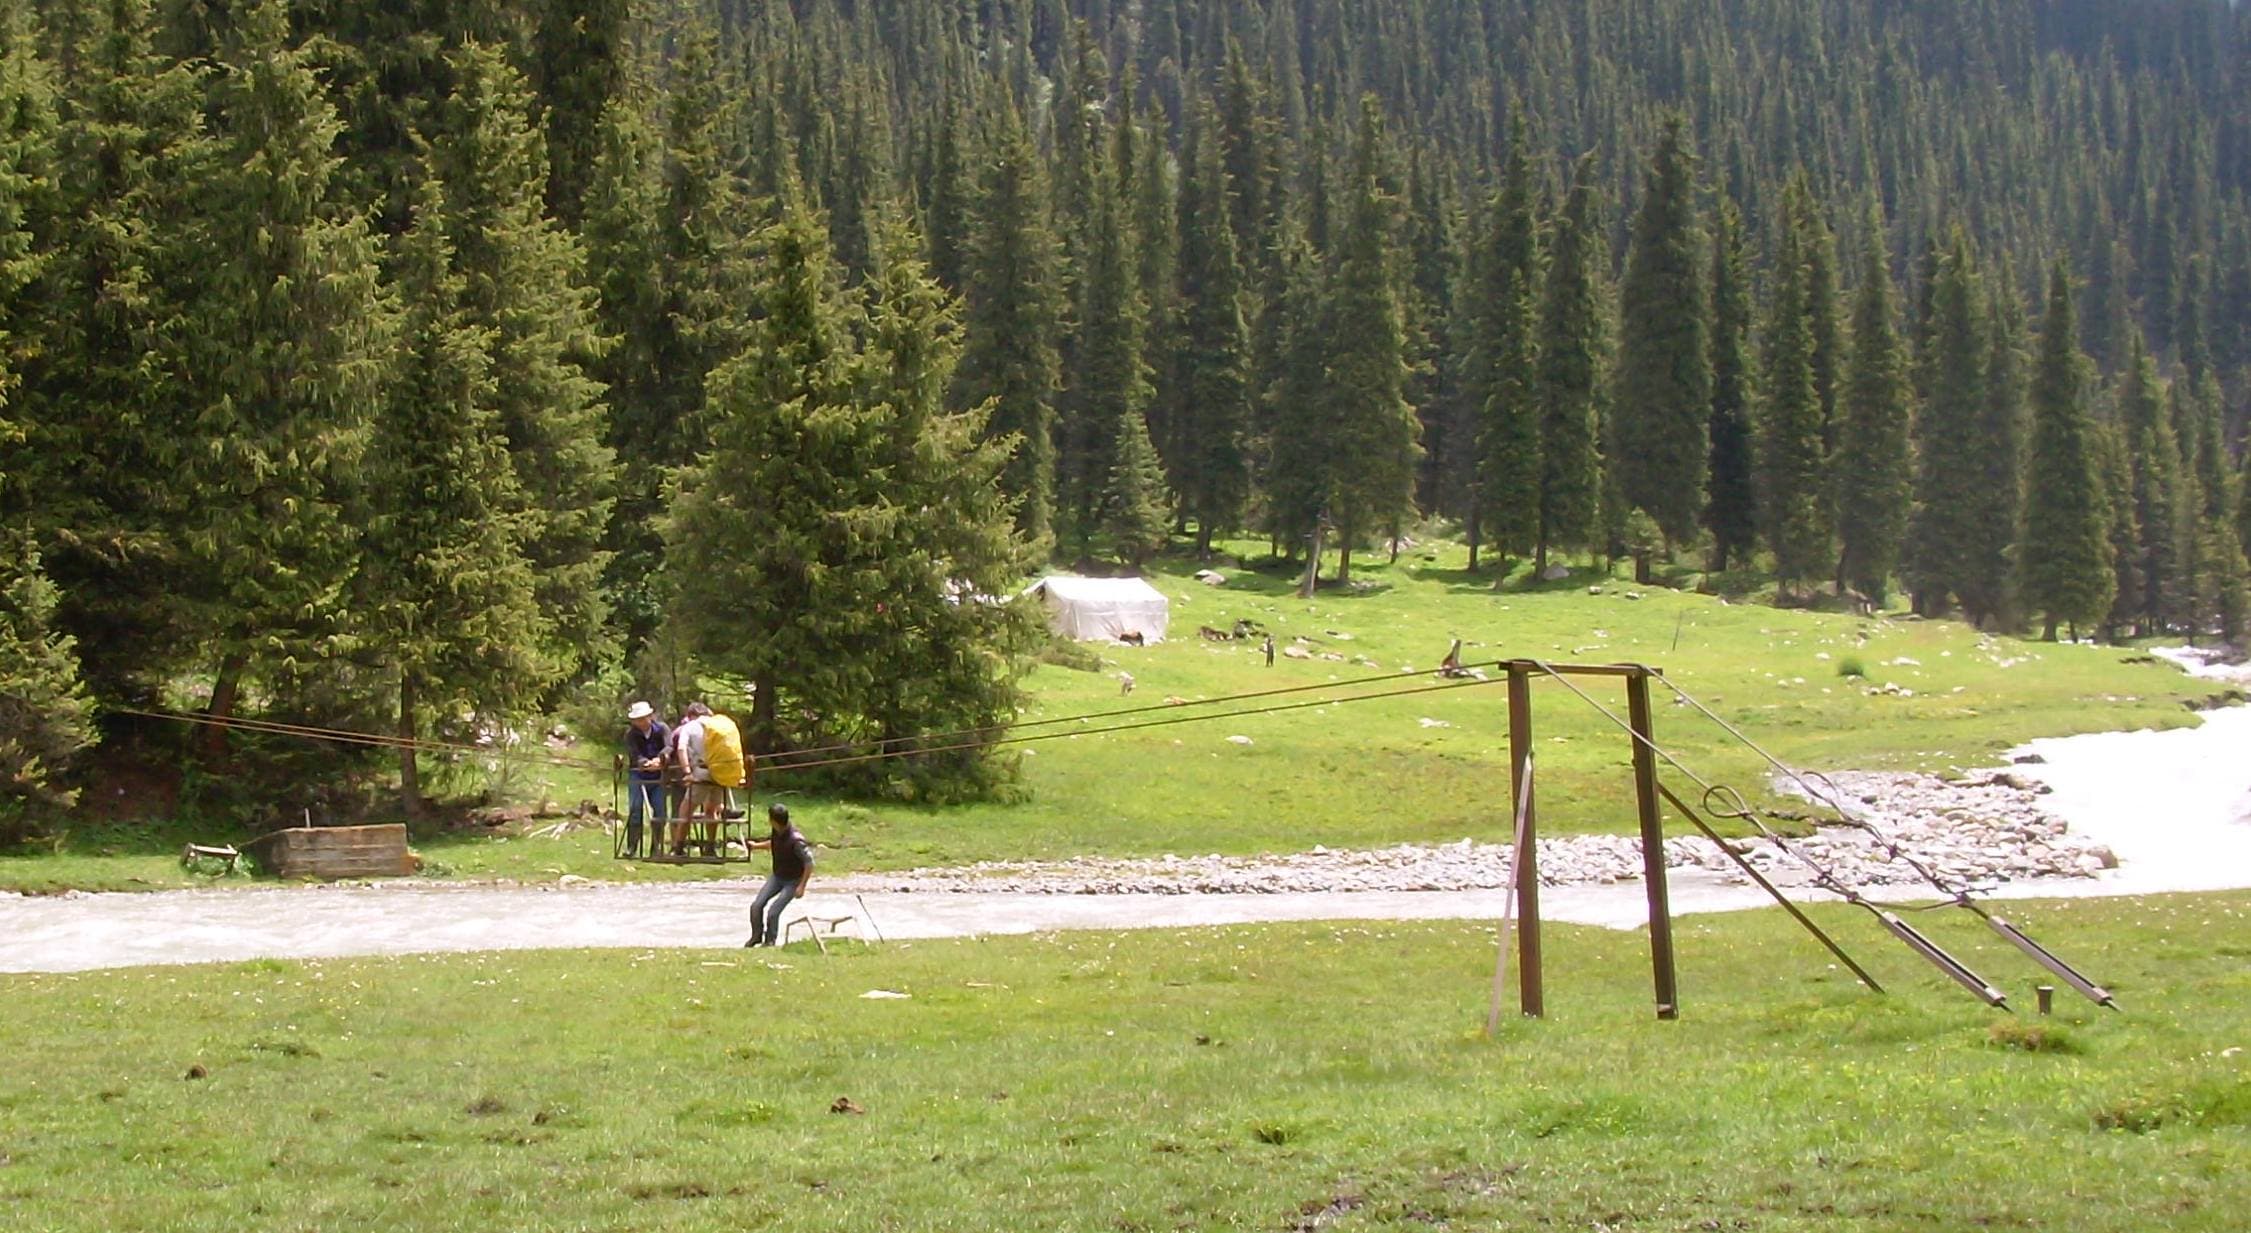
[749,874,799,946]
[625,776,667,856]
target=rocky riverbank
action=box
[849,767,2113,896]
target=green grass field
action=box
[3,542,2225,893]
[3,892,2245,1231]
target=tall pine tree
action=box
[173,0,390,739]
[1704,194,1757,572]
[432,41,613,682]
[1463,120,1541,574]
[1758,181,1832,598]
[1905,231,1987,618]
[2019,262,2114,639]
[1833,210,1912,604]
[954,105,1065,550]
[1316,97,1419,582]
[1613,113,1709,552]
[357,176,541,814]
[1170,102,1251,554]
[1532,156,1605,574]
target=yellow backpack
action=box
[701,714,747,788]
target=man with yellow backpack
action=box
[671,702,750,857]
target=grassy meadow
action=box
[2,891,2246,1231]
[2,541,2227,892]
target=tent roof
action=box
[1024,575,1169,605]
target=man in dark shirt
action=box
[745,803,814,947]
[623,702,670,858]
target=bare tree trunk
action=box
[398,673,421,818]
[751,673,779,755]
[202,651,247,760]
[1466,488,1482,571]
[1337,543,1354,584]
[1298,521,1325,598]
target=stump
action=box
[246,823,415,879]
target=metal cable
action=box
[1653,674,1976,905]
[758,662,1447,769]
[102,662,1508,780]
[1522,659,1876,906]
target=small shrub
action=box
[1836,655,1867,678]
[1985,1020,2080,1054]
[1037,637,1105,673]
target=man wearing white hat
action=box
[623,702,670,859]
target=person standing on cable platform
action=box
[745,803,814,947]
[622,702,670,858]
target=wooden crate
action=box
[247,823,415,880]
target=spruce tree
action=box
[1532,156,1605,574]
[1959,283,2027,628]
[664,189,866,754]
[1757,182,1831,599]
[666,197,1034,796]
[1802,192,1844,471]
[583,93,669,639]
[1834,211,1912,604]
[16,0,208,693]
[1129,99,1179,488]
[0,537,95,842]
[2096,422,2143,643]
[2019,262,2114,640]
[173,0,390,736]
[432,42,613,680]
[0,17,92,837]
[853,214,1041,796]
[955,107,1066,550]
[2212,519,2250,645]
[1317,97,1419,583]
[1064,114,1161,562]
[1612,113,1710,552]
[1170,103,1251,554]
[2182,375,2230,524]
[2239,442,2251,578]
[531,0,627,227]
[1100,396,1172,568]
[1904,231,1986,617]
[1463,121,1541,574]
[1263,223,1331,564]
[922,102,972,295]
[1704,195,1757,573]
[357,176,541,814]
[2119,334,2183,634]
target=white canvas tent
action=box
[1023,575,1171,643]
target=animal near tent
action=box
[1023,576,1170,644]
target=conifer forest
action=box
[3,0,2250,823]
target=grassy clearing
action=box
[2,892,2246,1230]
[4,540,2222,892]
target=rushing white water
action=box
[2004,703,2251,898]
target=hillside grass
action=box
[1,891,2246,1231]
[3,540,2223,892]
